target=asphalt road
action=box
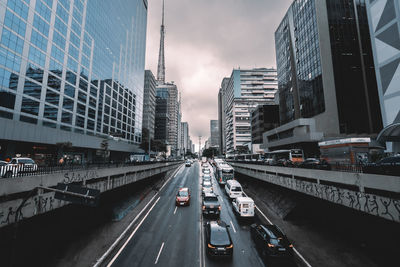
[107,161,267,267]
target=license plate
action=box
[180,202,184,205]
[210,211,214,213]
[278,248,286,251]
[217,248,225,251]
[210,205,214,208]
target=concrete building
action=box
[180,121,189,153]
[154,87,169,143]
[0,0,148,163]
[210,120,219,149]
[142,70,156,140]
[366,0,400,152]
[251,104,279,153]
[218,78,229,155]
[221,68,278,154]
[266,0,383,156]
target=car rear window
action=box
[231,186,242,192]
[210,228,230,246]
[178,191,188,197]
[204,196,218,202]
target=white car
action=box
[232,197,255,218]
[202,181,213,195]
[8,157,38,173]
[0,161,17,178]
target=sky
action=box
[144,0,293,151]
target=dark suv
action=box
[202,193,221,217]
[250,223,293,262]
[204,221,233,258]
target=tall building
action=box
[142,70,156,140]
[210,120,219,148]
[0,0,148,163]
[218,77,229,154]
[251,104,279,153]
[180,121,189,153]
[154,87,169,142]
[366,0,400,152]
[266,0,383,156]
[221,68,278,154]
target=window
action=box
[1,28,24,54]
[33,14,50,36]
[21,97,39,116]
[28,45,46,67]
[0,47,21,72]
[23,79,42,99]
[44,104,58,121]
[64,83,75,98]
[63,97,74,111]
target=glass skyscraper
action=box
[0,0,148,162]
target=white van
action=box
[232,197,255,218]
[225,180,243,199]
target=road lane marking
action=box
[173,206,177,214]
[230,220,237,233]
[106,197,161,267]
[94,165,183,267]
[248,191,312,267]
[154,242,165,264]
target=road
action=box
[106,161,268,267]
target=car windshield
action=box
[210,227,230,246]
[204,197,218,202]
[178,191,188,197]
[231,186,242,192]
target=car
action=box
[298,158,320,169]
[250,223,294,262]
[8,157,38,173]
[202,162,208,167]
[185,160,191,167]
[202,174,212,182]
[175,187,191,206]
[202,193,221,217]
[225,180,243,199]
[204,220,233,258]
[232,196,255,219]
[202,181,213,195]
[363,156,400,176]
[202,168,211,174]
[0,161,17,178]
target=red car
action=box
[176,187,191,206]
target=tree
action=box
[202,147,218,158]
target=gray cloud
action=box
[145,0,292,150]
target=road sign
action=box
[54,183,100,207]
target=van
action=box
[225,180,243,199]
[232,197,255,218]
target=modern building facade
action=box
[0,0,148,163]
[366,0,400,152]
[251,104,279,152]
[210,119,219,148]
[221,68,278,154]
[218,77,229,155]
[266,0,383,156]
[154,87,169,143]
[180,121,189,153]
[142,70,156,140]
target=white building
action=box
[221,68,278,154]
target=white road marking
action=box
[246,190,312,267]
[230,220,237,233]
[106,197,161,267]
[154,242,165,264]
[173,206,177,215]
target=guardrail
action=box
[0,160,180,178]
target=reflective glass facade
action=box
[0,0,147,145]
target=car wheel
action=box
[5,171,12,178]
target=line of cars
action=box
[0,157,38,178]
[200,160,296,264]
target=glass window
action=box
[1,28,24,55]
[28,45,46,67]
[68,44,79,60]
[4,9,26,37]
[70,32,80,48]
[65,70,76,85]
[20,115,37,124]
[51,44,64,63]
[49,59,63,76]
[75,115,84,128]
[0,67,18,90]
[45,88,59,105]
[7,0,29,20]
[58,0,70,10]
[54,17,67,36]
[89,97,96,108]
[30,29,48,52]
[53,30,65,50]
[64,82,75,98]
[74,0,83,13]
[0,91,16,109]
[21,97,39,115]
[33,14,49,36]
[44,104,58,121]
[47,73,61,91]
[23,78,42,99]
[71,18,81,36]
[0,46,21,72]
[88,108,95,119]
[67,57,78,72]
[35,0,51,22]
[79,78,87,91]
[61,111,72,124]
[78,91,86,103]
[83,43,91,57]
[63,97,74,111]
[77,102,85,115]
[56,4,69,23]
[87,119,94,130]
[43,120,56,128]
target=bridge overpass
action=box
[229,162,400,223]
[0,162,182,228]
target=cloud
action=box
[145,0,292,150]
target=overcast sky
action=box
[145,0,292,151]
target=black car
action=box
[204,221,233,258]
[250,223,293,261]
[363,156,400,176]
[202,193,221,217]
[298,158,331,170]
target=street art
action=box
[234,165,400,223]
[63,170,99,184]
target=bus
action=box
[319,138,371,165]
[215,162,234,185]
[264,149,304,165]
[234,154,264,162]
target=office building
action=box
[142,70,156,140]
[251,104,279,153]
[180,121,189,153]
[265,0,383,156]
[154,87,169,143]
[221,68,278,154]
[218,77,229,155]
[366,0,400,152]
[210,120,219,148]
[0,0,148,163]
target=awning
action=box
[377,123,400,143]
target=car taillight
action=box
[226,244,233,249]
[208,244,215,248]
[218,206,221,210]
[289,244,293,248]
[267,243,275,248]
[202,206,205,210]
